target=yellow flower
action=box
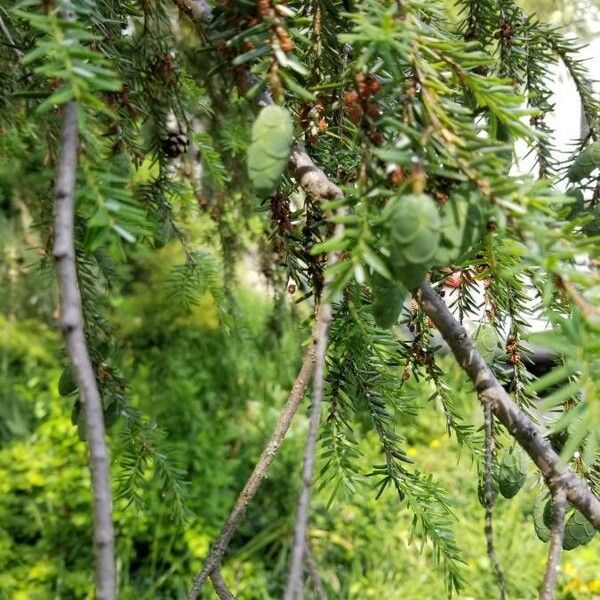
[564,560,578,577]
[429,438,440,449]
[407,447,417,457]
[588,580,600,593]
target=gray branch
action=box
[53,102,116,599]
[483,404,506,599]
[284,302,332,600]
[210,570,237,600]
[539,487,567,600]
[305,541,328,600]
[188,342,317,599]
[418,282,600,530]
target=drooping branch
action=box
[305,541,328,600]
[188,341,317,599]
[417,281,600,530]
[284,302,332,600]
[539,487,567,600]
[483,404,507,600]
[210,570,237,600]
[53,102,116,600]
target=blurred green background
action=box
[1,0,600,597]
[1,222,599,599]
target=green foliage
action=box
[568,141,600,182]
[434,190,486,266]
[1,0,599,597]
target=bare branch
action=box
[285,302,332,600]
[483,404,507,600]
[0,11,22,59]
[171,0,211,41]
[53,102,115,600]
[210,570,236,600]
[305,541,328,600]
[539,487,567,600]
[188,342,317,599]
[289,148,343,202]
[417,282,600,530]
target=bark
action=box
[539,487,567,600]
[483,404,506,600]
[210,570,236,600]
[284,303,332,600]
[418,281,600,530]
[305,542,328,600]
[188,344,317,599]
[53,102,116,599]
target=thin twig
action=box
[483,404,507,600]
[417,282,600,530]
[53,102,116,600]
[539,487,567,600]
[210,569,236,600]
[0,11,22,59]
[305,541,328,600]
[284,302,332,600]
[188,344,317,599]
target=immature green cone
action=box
[567,140,600,182]
[434,190,485,266]
[565,188,585,218]
[388,193,440,289]
[497,447,527,499]
[582,203,600,236]
[532,494,551,543]
[562,509,596,550]
[247,105,294,194]
[371,272,407,329]
[58,366,77,396]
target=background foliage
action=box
[1,0,600,597]
[1,241,599,598]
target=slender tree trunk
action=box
[53,102,116,600]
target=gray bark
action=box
[53,102,116,600]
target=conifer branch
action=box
[285,301,332,600]
[539,487,566,600]
[188,341,317,599]
[53,102,116,600]
[483,404,506,600]
[417,282,600,530]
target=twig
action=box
[284,302,332,600]
[53,102,116,600]
[0,11,22,59]
[210,569,236,600]
[417,282,600,530]
[483,404,507,600]
[171,0,212,42]
[305,541,328,600]
[188,344,317,599]
[539,487,567,600]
